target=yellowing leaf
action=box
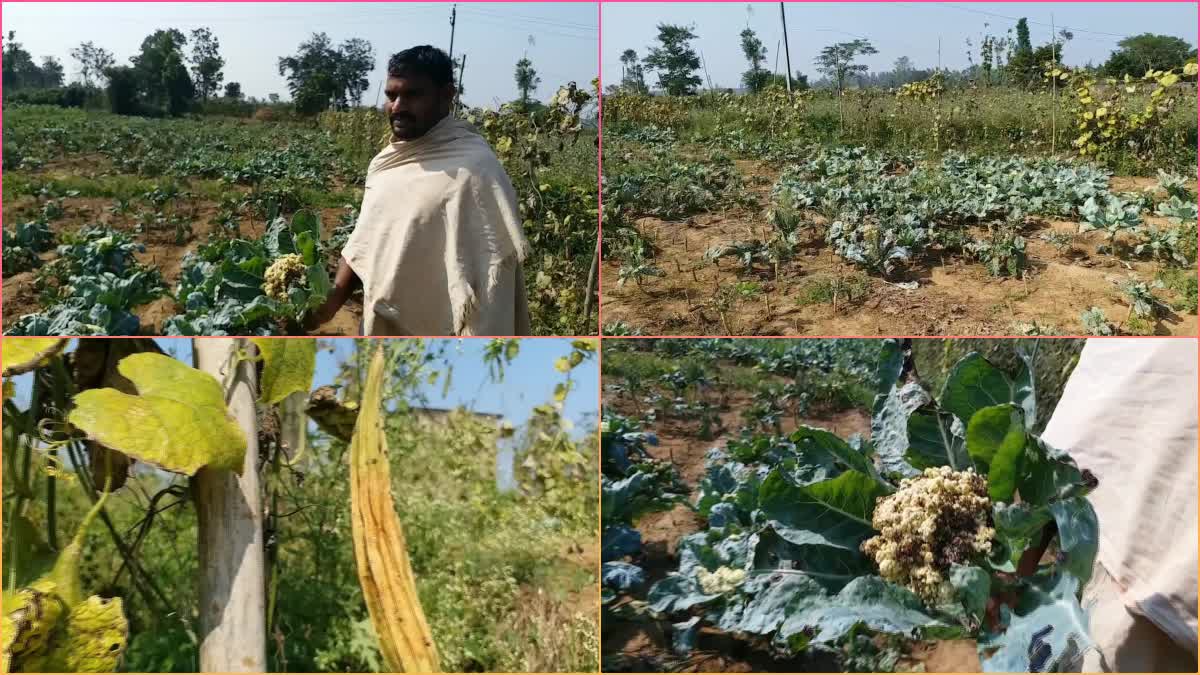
[554,357,571,373]
[1185,63,1198,77]
[2,338,67,377]
[1159,72,1179,87]
[68,353,247,476]
[250,339,317,405]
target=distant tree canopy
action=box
[739,28,769,93]
[814,39,878,93]
[278,32,376,114]
[644,23,701,96]
[189,27,224,102]
[3,32,65,91]
[514,57,540,104]
[1103,33,1197,77]
[619,48,648,94]
[70,41,115,88]
[224,81,242,100]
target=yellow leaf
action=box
[1185,62,1198,77]
[68,354,247,475]
[554,357,571,373]
[1095,107,1107,118]
[250,338,316,405]
[2,338,67,377]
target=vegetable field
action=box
[2,94,597,335]
[601,337,1095,672]
[602,74,1198,336]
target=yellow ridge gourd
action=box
[349,348,440,673]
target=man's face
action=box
[384,73,453,140]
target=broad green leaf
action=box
[874,338,905,399]
[940,353,1013,426]
[753,527,872,592]
[776,576,958,647]
[1012,345,1038,430]
[68,353,247,475]
[870,381,931,476]
[759,469,884,552]
[943,565,990,629]
[505,339,520,361]
[250,339,316,405]
[978,574,1092,672]
[730,573,825,636]
[2,338,67,376]
[1048,498,1098,587]
[906,406,971,471]
[1017,436,1091,505]
[992,502,1052,570]
[965,404,1026,502]
[789,426,880,483]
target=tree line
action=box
[5,27,560,116]
[612,18,1196,96]
[3,28,378,116]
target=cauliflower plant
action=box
[263,254,307,301]
[861,466,994,603]
[697,566,746,595]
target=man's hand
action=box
[305,257,361,332]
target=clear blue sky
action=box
[2,2,598,107]
[602,2,1198,90]
[9,338,599,435]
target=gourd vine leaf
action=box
[68,353,247,476]
[250,338,316,405]
[2,338,68,377]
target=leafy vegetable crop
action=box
[164,209,332,335]
[616,341,1099,671]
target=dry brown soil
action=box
[601,159,1196,336]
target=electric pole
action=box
[779,2,793,93]
[448,4,457,62]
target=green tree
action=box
[188,27,224,102]
[132,29,195,114]
[766,71,809,91]
[814,39,878,93]
[643,24,702,96]
[1015,18,1033,56]
[619,48,648,94]
[38,56,64,88]
[161,50,195,115]
[105,65,140,115]
[334,37,374,108]
[514,56,540,104]
[278,32,374,114]
[224,81,242,100]
[739,27,768,93]
[1103,33,1196,77]
[2,31,43,92]
[69,41,115,88]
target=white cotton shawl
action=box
[1041,338,1198,653]
[342,115,532,336]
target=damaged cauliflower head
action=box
[697,566,746,595]
[861,466,994,603]
[263,254,307,301]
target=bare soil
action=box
[601,159,1195,336]
[2,193,362,334]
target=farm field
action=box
[600,337,1092,672]
[2,101,597,335]
[602,51,1198,336]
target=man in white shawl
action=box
[308,45,532,335]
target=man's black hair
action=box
[387,46,455,87]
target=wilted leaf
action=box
[251,338,316,405]
[68,353,247,475]
[2,339,68,377]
